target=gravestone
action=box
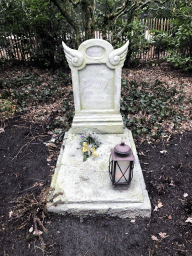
[62,39,129,134]
[47,39,151,218]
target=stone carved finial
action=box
[62,41,84,67]
[108,41,129,66]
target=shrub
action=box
[163,1,192,71]
[115,20,151,67]
[150,30,173,58]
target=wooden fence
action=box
[141,18,171,61]
[142,18,171,33]
[0,18,171,63]
[0,33,75,62]
[0,35,37,61]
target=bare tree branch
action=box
[106,0,132,21]
[68,0,80,8]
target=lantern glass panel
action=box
[115,161,130,184]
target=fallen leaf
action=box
[50,137,56,143]
[185,217,192,223]
[47,131,54,135]
[183,193,188,198]
[47,154,54,162]
[158,201,163,208]
[151,235,158,241]
[29,226,33,233]
[154,201,163,211]
[159,232,169,239]
[48,143,57,153]
[48,142,57,149]
[33,230,43,236]
[147,170,154,173]
[168,215,172,219]
[169,180,175,186]
[9,210,13,218]
[160,150,167,154]
[0,128,5,133]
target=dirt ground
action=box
[0,63,192,256]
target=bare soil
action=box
[0,63,192,256]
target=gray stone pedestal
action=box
[47,129,151,218]
[71,113,124,134]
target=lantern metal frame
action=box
[109,142,135,187]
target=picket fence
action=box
[0,18,171,63]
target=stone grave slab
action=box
[47,128,151,218]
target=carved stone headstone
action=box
[62,39,129,134]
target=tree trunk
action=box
[51,0,82,48]
[82,0,95,41]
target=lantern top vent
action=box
[114,141,131,156]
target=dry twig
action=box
[9,188,51,250]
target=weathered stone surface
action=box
[79,64,114,110]
[71,113,124,134]
[47,129,151,218]
[62,39,129,134]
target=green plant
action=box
[148,0,173,19]
[150,30,173,59]
[1,90,12,99]
[115,20,151,67]
[120,79,186,139]
[13,90,28,107]
[0,71,72,117]
[52,128,65,143]
[0,98,16,121]
[162,0,192,70]
[0,79,5,89]
[0,0,73,67]
[62,95,75,123]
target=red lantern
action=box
[109,141,135,187]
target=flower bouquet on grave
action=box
[80,130,101,162]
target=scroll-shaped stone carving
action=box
[108,41,129,66]
[62,41,84,67]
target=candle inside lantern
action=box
[115,161,130,183]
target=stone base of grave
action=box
[47,128,151,218]
[71,113,124,134]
